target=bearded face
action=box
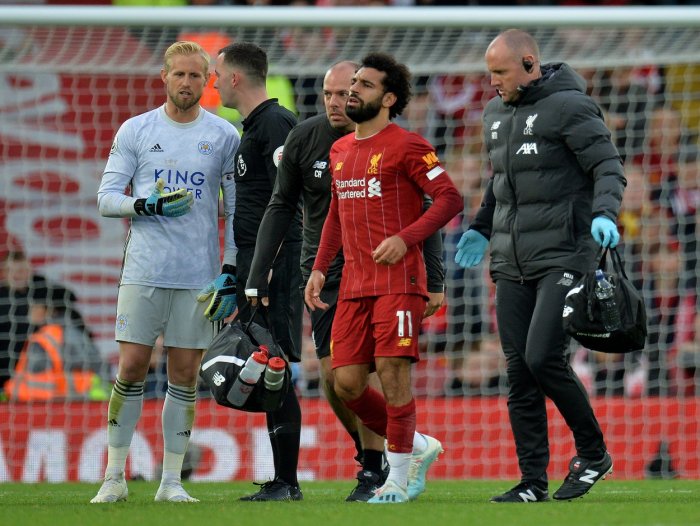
[167,83,202,112]
[162,53,208,114]
[346,91,384,124]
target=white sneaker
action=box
[90,474,128,503]
[407,433,444,500]
[367,479,409,504]
[154,480,200,503]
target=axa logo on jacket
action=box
[516,143,538,155]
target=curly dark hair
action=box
[359,52,412,120]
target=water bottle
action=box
[264,357,287,392]
[227,350,268,406]
[594,269,621,332]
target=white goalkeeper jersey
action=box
[97,105,239,289]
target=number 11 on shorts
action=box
[396,310,413,337]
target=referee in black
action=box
[214,42,303,501]
[245,61,446,501]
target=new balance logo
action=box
[516,143,538,155]
[490,121,501,140]
[367,177,382,198]
[518,489,538,502]
[579,469,600,484]
[557,272,575,287]
[149,144,164,152]
[212,371,225,386]
[108,419,119,427]
[177,430,191,437]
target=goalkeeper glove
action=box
[591,216,620,248]
[197,265,237,322]
[454,229,489,268]
[134,178,194,217]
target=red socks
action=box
[344,388,416,454]
[343,386,387,436]
[386,398,416,454]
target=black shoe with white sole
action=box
[553,452,613,501]
[490,482,549,503]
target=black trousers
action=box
[495,272,607,485]
[236,242,303,362]
[236,242,303,485]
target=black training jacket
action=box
[472,63,626,281]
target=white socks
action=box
[105,376,145,476]
[161,383,197,481]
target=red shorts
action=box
[330,294,426,368]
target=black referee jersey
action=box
[233,98,300,250]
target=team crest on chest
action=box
[524,114,538,135]
[198,141,214,155]
[367,153,382,175]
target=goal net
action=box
[1,5,699,483]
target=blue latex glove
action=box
[137,178,194,217]
[591,216,620,248]
[197,272,237,321]
[454,230,489,268]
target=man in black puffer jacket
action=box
[455,29,626,503]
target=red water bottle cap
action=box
[268,357,286,371]
[259,345,269,357]
[252,351,269,365]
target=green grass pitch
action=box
[1,480,699,526]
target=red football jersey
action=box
[314,123,462,299]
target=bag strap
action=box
[595,246,608,271]
[609,247,630,280]
[239,302,278,343]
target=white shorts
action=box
[115,285,213,350]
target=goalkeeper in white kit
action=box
[92,41,240,503]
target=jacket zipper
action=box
[505,107,525,284]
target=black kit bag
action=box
[562,247,647,353]
[199,305,291,412]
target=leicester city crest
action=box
[198,141,214,155]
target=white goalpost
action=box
[1,5,699,484]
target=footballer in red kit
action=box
[314,123,462,365]
[318,123,458,301]
[306,52,462,504]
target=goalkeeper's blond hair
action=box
[163,41,211,75]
